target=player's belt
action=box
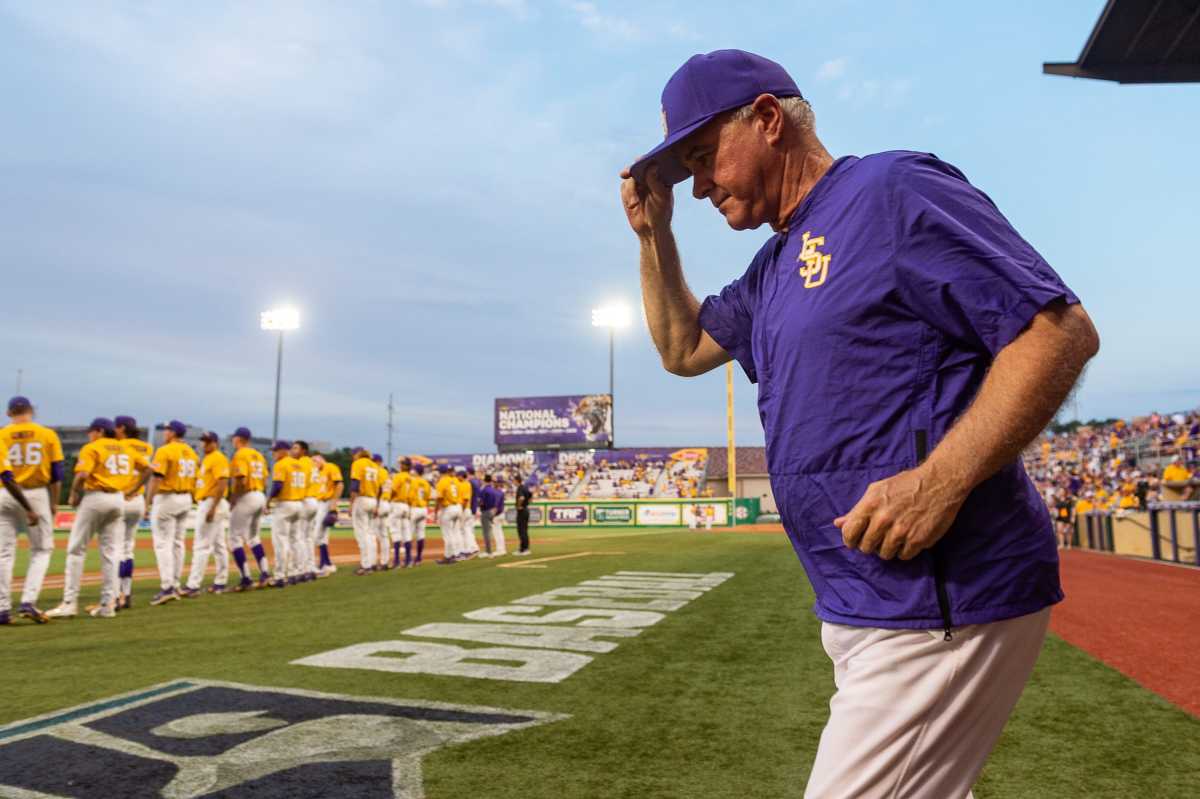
[163,490,192,495]
[89,487,120,494]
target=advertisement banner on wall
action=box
[636,504,682,526]
[546,505,589,525]
[494,394,613,450]
[504,506,545,526]
[592,505,635,525]
[681,502,729,527]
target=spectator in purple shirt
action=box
[620,50,1099,797]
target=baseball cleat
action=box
[45,603,78,619]
[150,589,178,606]
[118,594,133,610]
[207,584,226,594]
[178,587,201,599]
[0,610,10,625]
[353,567,372,576]
[286,576,297,586]
[18,603,49,624]
[258,573,272,588]
[88,604,116,618]
[235,577,253,592]
[269,579,287,589]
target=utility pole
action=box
[15,368,23,394]
[386,393,395,466]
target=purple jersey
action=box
[700,151,1076,629]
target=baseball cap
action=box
[466,466,476,475]
[273,439,291,451]
[114,415,137,430]
[413,463,425,475]
[233,426,252,440]
[167,420,187,437]
[373,454,382,463]
[200,431,220,443]
[438,464,450,473]
[629,49,803,186]
[7,396,32,413]
[89,417,115,434]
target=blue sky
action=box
[1,1,1196,454]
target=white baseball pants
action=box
[489,516,507,556]
[462,510,479,554]
[0,487,55,612]
[229,490,266,549]
[803,608,1050,799]
[409,507,427,542]
[299,497,319,575]
[389,502,411,543]
[375,500,392,545]
[316,499,335,546]
[438,505,462,557]
[185,498,230,590]
[151,492,193,592]
[271,500,305,579]
[62,491,124,607]
[352,497,380,568]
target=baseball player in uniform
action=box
[622,49,1099,798]
[145,420,199,606]
[348,448,381,575]
[311,452,344,577]
[182,431,231,596]
[464,466,482,558]
[388,457,411,569]
[491,477,508,556]
[267,440,306,587]
[228,427,271,590]
[47,419,128,619]
[404,463,431,567]
[373,455,392,571]
[0,395,64,623]
[291,440,318,582]
[113,415,152,609]
[434,465,462,564]
[0,429,47,624]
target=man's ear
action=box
[751,93,785,145]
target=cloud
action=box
[816,57,848,82]
[563,1,641,41]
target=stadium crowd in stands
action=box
[1024,407,1200,546]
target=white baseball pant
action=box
[389,502,411,542]
[118,495,144,597]
[489,516,507,556]
[185,498,230,590]
[409,506,427,543]
[62,491,124,607]
[375,500,392,543]
[151,492,193,592]
[438,504,462,557]
[803,608,1050,799]
[229,490,266,550]
[271,500,305,579]
[462,510,479,554]
[0,486,55,612]
[300,497,319,575]
[352,497,379,569]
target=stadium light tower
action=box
[591,302,632,447]
[260,307,300,443]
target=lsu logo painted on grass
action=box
[0,679,564,798]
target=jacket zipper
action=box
[915,430,954,642]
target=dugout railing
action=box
[1073,503,1200,567]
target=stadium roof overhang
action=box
[1044,0,1200,84]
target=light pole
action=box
[260,307,300,443]
[591,303,632,447]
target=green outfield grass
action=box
[2,529,1197,797]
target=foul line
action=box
[0,681,195,742]
[498,551,625,569]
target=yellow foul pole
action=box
[726,361,736,497]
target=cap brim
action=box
[629,114,716,186]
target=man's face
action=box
[674,113,773,231]
[291,444,302,459]
[203,439,217,453]
[313,455,325,467]
[87,429,101,442]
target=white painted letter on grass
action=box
[291,640,591,684]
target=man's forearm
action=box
[638,230,704,373]
[925,304,1099,494]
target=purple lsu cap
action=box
[413,463,425,475]
[373,454,383,463]
[89,417,115,434]
[200,430,219,443]
[630,49,803,186]
[7,396,32,413]
[114,415,137,430]
[233,426,252,439]
[167,420,187,437]
[273,439,291,451]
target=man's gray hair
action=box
[730,95,815,132]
